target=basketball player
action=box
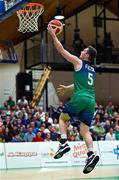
[47,24,99,174]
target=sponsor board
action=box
[69,141,101,166]
[0,143,6,169]
[99,141,119,165]
[0,141,119,169]
[5,143,41,168]
[38,142,71,167]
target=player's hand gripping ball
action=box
[48,19,63,35]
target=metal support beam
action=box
[97,17,119,21]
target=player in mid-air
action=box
[47,23,99,174]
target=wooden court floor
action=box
[0,165,119,180]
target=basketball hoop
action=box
[17,3,44,33]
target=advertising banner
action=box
[38,142,71,167]
[1,140,119,169]
[0,143,6,169]
[69,141,101,166]
[98,141,119,165]
[5,142,41,168]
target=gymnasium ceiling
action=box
[0,0,118,45]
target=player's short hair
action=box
[87,45,97,61]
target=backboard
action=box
[0,40,18,63]
[0,0,31,22]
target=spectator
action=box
[24,127,36,142]
[114,125,119,140]
[105,128,116,140]
[0,101,8,110]
[44,112,53,124]
[19,125,26,140]
[34,106,45,122]
[6,96,15,110]
[45,133,52,141]
[17,96,28,108]
[40,126,47,140]
[0,97,119,143]
[4,127,12,142]
[11,132,22,142]
[105,101,115,117]
[57,101,64,117]
[35,114,43,129]
[0,126,5,142]
[52,118,59,129]
[68,134,76,141]
[29,121,39,134]
[32,131,44,142]
[92,121,105,140]
[50,126,60,141]
[103,120,111,134]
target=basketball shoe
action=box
[54,143,71,159]
[83,152,99,174]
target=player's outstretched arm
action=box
[47,25,82,69]
[57,84,74,96]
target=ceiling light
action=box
[54,7,65,20]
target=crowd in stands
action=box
[0,96,119,143]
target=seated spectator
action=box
[105,101,115,117]
[50,126,60,141]
[0,101,8,110]
[96,104,105,117]
[6,96,15,110]
[103,113,110,122]
[0,110,7,120]
[11,132,22,142]
[44,127,50,134]
[114,125,119,140]
[32,131,44,142]
[24,127,36,142]
[44,112,53,124]
[45,133,52,141]
[19,125,26,140]
[68,134,76,141]
[91,121,105,140]
[104,120,111,134]
[115,113,119,126]
[17,96,28,108]
[4,127,12,142]
[34,106,45,122]
[57,101,64,114]
[105,128,116,140]
[29,121,39,134]
[40,126,47,140]
[52,118,59,129]
[0,126,5,142]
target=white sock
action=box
[61,134,67,139]
[87,147,93,152]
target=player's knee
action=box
[59,112,70,122]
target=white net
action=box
[17,3,44,33]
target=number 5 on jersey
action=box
[88,73,93,85]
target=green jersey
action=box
[73,60,95,99]
[64,60,96,126]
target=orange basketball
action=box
[48,19,63,35]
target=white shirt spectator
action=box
[105,128,116,140]
[17,96,28,107]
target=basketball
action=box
[48,19,63,35]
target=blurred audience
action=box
[0,96,119,143]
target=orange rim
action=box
[17,3,44,13]
[25,3,44,7]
